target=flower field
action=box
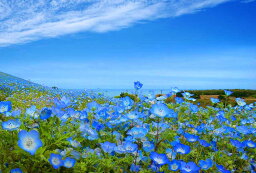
[0,81,255,173]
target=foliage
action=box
[115,92,140,102]
[176,89,256,98]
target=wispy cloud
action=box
[0,0,254,46]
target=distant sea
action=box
[83,89,172,97]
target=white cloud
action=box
[0,0,253,46]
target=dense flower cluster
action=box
[0,82,255,172]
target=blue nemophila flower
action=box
[182,92,193,99]
[150,103,170,118]
[241,153,248,160]
[12,110,21,117]
[127,127,148,138]
[199,159,213,170]
[210,141,218,152]
[250,159,256,171]
[134,81,143,90]
[236,126,252,135]
[180,161,200,173]
[79,110,88,120]
[100,141,116,153]
[166,109,178,118]
[171,87,180,94]
[243,140,256,148]
[173,143,191,154]
[230,139,245,149]
[63,157,76,168]
[54,96,71,108]
[199,139,211,147]
[96,108,110,120]
[0,101,12,113]
[211,98,220,104]
[150,152,169,166]
[126,111,141,120]
[113,131,121,141]
[92,121,104,131]
[156,95,168,101]
[182,92,196,101]
[136,150,148,162]
[67,138,81,148]
[149,163,160,172]
[143,141,155,152]
[195,124,206,133]
[175,97,184,104]
[168,160,181,171]
[26,105,39,118]
[130,164,140,172]
[18,130,43,155]
[124,135,136,143]
[80,123,99,140]
[224,90,233,96]
[123,141,138,153]
[87,101,100,112]
[184,133,199,143]
[10,168,23,173]
[40,108,52,120]
[189,104,199,113]
[152,121,170,133]
[166,148,177,160]
[49,153,63,169]
[236,98,246,106]
[66,108,79,119]
[114,144,126,154]
[121,96,134,109]
[216,164,231,173]
[170,136,180,147]
[2,119,21,131]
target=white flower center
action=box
[0,105,7,112]
[177,148,185,154]
[8,122,15,128]
[248,142,255,147]
[154,157,164,164]
[24,137,35,149]
[65,161,72,168]
[171,164,178,170]
[52,158,60,165]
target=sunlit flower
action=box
[168,160,181,171]
[40,107,52,120]
[10,168,23,173]
[123,141,138,153]
[150,103,170,118]
[180,161,200,173]
[18,130,43,155]
[100,141,116,153]
[236,98,246,106]
[63,157,76,168]
[134,81,143,90]
[224,90,233,96]
[2,119,21,131]
[0,101,12,113]
[49,153,63,169]
[173,143,191,154]
[150,152,169,166]
[127,127,148,138]
[199,159,214,170]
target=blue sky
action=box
[0,0,255,89]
